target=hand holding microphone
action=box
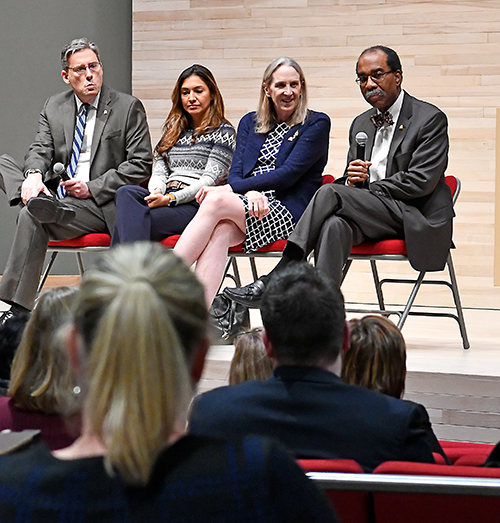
[347,132,371,187]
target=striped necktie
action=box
[58,103,89,199]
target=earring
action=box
[73,385,81,395]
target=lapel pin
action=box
[103,110,108,115]
[288,130,299,141]
[399,124,404,130]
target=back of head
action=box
[342,315,406,398]
[9,286,78,414]
[260,263,345,367]
[73,242,207,486]
[229,329,273,385]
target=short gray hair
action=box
[61,37,100,70]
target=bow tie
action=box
[371,111,394,129]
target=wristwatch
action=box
[24,169,42,178]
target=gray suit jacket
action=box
[342,92,454,272]
[24,84,152,230]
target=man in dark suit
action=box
[0,37,152,320]
[190,263,436,472]
[224,45,454,306]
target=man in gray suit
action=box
[224,45,454,306]
[0,37,152,320]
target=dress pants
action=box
[111,185,199,245]
[285,183,405,286]
[0,155,108,310]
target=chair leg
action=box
[447,253,470,350]
[396,271,425,330]
[249,257,259,281]
[37,251,59,294]
[370,260,386,310]
[341,259,353,285]
[232,258,242,287]
[76,253,85,276]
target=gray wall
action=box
[0,0,132,275]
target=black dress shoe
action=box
[223,279,266,308]
[27,195,76,225]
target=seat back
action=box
[444,174,460,205]
[299,460,370,523]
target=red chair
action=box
[37,233,111,293]
[298,459,370,523]
[341,175,469,349]
[372,461,500,523]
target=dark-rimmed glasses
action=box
[67,62,102,76]
[356,70,394,85]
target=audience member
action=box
[112,64,236,244]
[225,45,454,307]
[190,263,436,472]
[0,37,152,324]
[229,329,273,385]
[0,312,30,394]
[0,287,79,450]
[0,244,338,522]
[174,56,330,305]
[343,315,448,463]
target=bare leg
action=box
[173,190,247,305]
[196,220,245,306]
[174,190,246,265]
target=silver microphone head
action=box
[355,131,368,146]
[53,162,66,175]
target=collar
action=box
[74,91,100,112]
[376,89,405,122]
[273,365,341,384]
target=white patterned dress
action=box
[240,122,295,253]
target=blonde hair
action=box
[8,286,78,414]
[73,243,207,486]
[229,329,273,385]
[342,316,407,399]
[255,57,309,133]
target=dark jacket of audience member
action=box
[342,315,448,463]
[189,263,436,472]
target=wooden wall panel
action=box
[133,0,500,309]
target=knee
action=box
[199,191,234,217]
[116,185,146,205]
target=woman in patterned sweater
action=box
[111,64,235,244]
[174,57,331,306]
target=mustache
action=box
[365,88,385,98]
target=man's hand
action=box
[245,190,269,220]
[21,172,51,204]
[346,159,371,187]
[145,188,170,208]
[60,179,91,199]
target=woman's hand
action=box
[246,190,269,220]
[196,184,233,204]
[145,188,171,208]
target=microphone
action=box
[53,162,69,181]
[354,132,369,188]
[355,131,368,161]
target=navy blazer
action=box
[228,110,330,222]
[340,92,454,272]
[189,366,435,473]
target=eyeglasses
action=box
[67,62,102,76]
[355,70,394,85]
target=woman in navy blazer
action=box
[174,57,330,306]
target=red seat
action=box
[38,233,111,292]
[298,459,370,523]
[342,175,469,349]
[372,461,500,523]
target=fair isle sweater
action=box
[149,122,236,205]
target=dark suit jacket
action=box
[189,366,436,472]
[228,110,330,222]
[341,92,454,272]
[24,84,152,230]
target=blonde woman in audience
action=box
[174,57,331,305]
[342,315,448,463]
[229,329,273,385]
[0,286,79,450]
[0,243,338,522]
